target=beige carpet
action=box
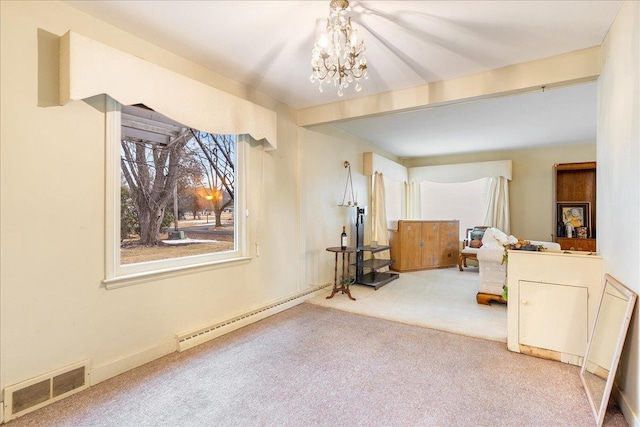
[308,267,507,342]
[6,304,626,427]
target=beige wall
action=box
[597,1,639,423]
[0,1,390,397]
[403,143,596,241]
[0,0,297,388]
[299,125,399,288]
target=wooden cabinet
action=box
[389,220,459,272]
[555,162,596,250]
[556,237,596,252]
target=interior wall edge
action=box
[616,385,640,427]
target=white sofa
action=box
[476,228,561,305]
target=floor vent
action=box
[176,283,331,352]
[3,360,89,422]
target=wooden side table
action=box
[326,247,356,301]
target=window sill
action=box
[103,256,253,290]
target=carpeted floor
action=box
[6,303,626,427]
[308,266,507,342]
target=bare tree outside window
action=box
[119,104,237,265]
[189,131,235,227]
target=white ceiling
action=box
[65,1,621,157]
[329,82,598,158]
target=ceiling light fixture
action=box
[310,0,368,97]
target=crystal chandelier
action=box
[310,0,368,97]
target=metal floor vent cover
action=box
[4,360,90,421]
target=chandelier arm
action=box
[321,57,336,80]
[316,62,330,80]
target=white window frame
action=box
[103,98,249,286]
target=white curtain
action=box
[483,176,510,234]
[372,173,391,268]
[405,181,422,219]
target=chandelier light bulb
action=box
[318,33,329,49]
[349,30,358,47]
[310,0,367,97]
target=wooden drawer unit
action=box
[389,220,459,272]
[439,221,459,267]
[557,238,596,252]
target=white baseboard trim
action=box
[176,283,331,352]
[90,340,176,386]
[617,386,639,427]
[90,284,330,384]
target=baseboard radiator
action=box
[3,360,90,422]
[176,283,331,352]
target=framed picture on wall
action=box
[557,202,591,237]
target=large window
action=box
[420,178,488,237]
[106,102,246,281]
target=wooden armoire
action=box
[389,220,459,272]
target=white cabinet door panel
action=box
[519,280,588,356]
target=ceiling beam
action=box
[297,46,601,127]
